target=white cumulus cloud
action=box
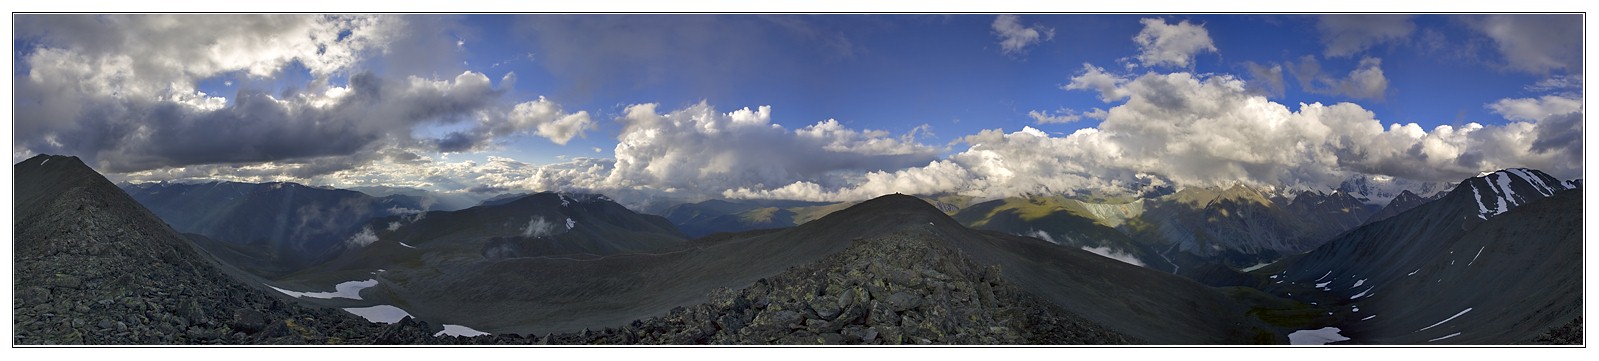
[507,97,595,145]
[1065,63,1131,102]
[991,15,1055,56]
[600,102,940,197]
[1028,109,1084,124]
[725,66,1583,202]
[1133,18,1217,68]
[1487,95,1583,122]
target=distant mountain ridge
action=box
[661,198,835,237]
[121,180,431,269]
[1363,189,1448,224]
[347,185,488,212]
[1336,174,1454,206]
[383,191,683,258]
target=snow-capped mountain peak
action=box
[1461,168,1572,220]
[1337,174,1453,206]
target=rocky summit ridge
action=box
[12,155,446,344]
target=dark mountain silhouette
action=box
[1363,189,1449,225]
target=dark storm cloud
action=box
[1531,112,1582,155]
[11,14,504,175]
[20,69,504,174]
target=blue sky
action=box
[298,14,1568,163]
[10,14,1585,204]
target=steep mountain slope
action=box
[1363,189,1449,224]
[662,199,831,237]
[1123,184,1375,271]
[12,155,443,344]
[661,197,857,236]
[1281,190,1377,234]
[476,192,533,207]
[121,181,429,269]
[1262,169,1580,344]
[952,196,1159,269]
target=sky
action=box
[8,13,1586,206]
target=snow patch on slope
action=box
[1080,245,1146,267]
[1417,308,1473,332]
[270,279,378,300]
[1289,327,1350,345]
[343,305,413,323]
[435,324,491,337]
[1471,169,1567,219]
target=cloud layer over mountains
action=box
[12,14,1584,204]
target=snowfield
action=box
[1288,327,1350,345]
[435,324,491,337]
[343,305,413,323]
[269,279,378,300]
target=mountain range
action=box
[121,181,434,271]
[11,154,1582,345]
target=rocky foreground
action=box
[381,227,1138,345]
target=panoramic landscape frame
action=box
[5,12,1587,347]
